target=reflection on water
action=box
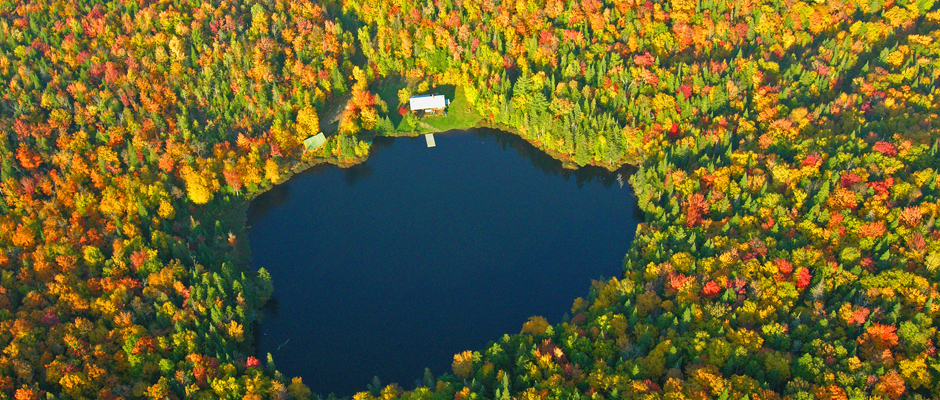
[342,163,372,186]
[246,182,290,224]
[473,128,636,187]
[247,128,641,396]
[249,128,634,224]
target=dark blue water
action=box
[247,129,639,396]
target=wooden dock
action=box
[425,133,436,147]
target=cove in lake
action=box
[247,128,641,396]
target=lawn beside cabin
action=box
[371,78,482,134]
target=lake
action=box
[246,128,640,396]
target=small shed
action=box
[303,133,327,152]
[409,94,449,115]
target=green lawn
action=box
[412,85,483,133]
[397,115,418,132]
[370,76,483,135]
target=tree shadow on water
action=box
[471,127,638,188]
[247,184,291,225]
[343,163,372,186]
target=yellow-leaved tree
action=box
[297,106,320,134]
[180,165,215,204]
[264,158,280,183]
[288,377,312,400]
[452,350,475,379]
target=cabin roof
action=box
[409,94,448,111]
[303,133,326,152]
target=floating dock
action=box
[425,133,436,147]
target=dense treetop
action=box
[0,0,939,398]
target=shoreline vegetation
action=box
[257,79,635,209]
[0,0,939,398]
[284,79,639,187]
[248,130,639,396]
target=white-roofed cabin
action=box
[409,94,449,115]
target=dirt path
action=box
[319,95,351,134]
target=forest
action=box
[0,0,939,398]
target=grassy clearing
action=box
[413,85,483,133]
[371,76,483,134]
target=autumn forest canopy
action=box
[0,0,939,398]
